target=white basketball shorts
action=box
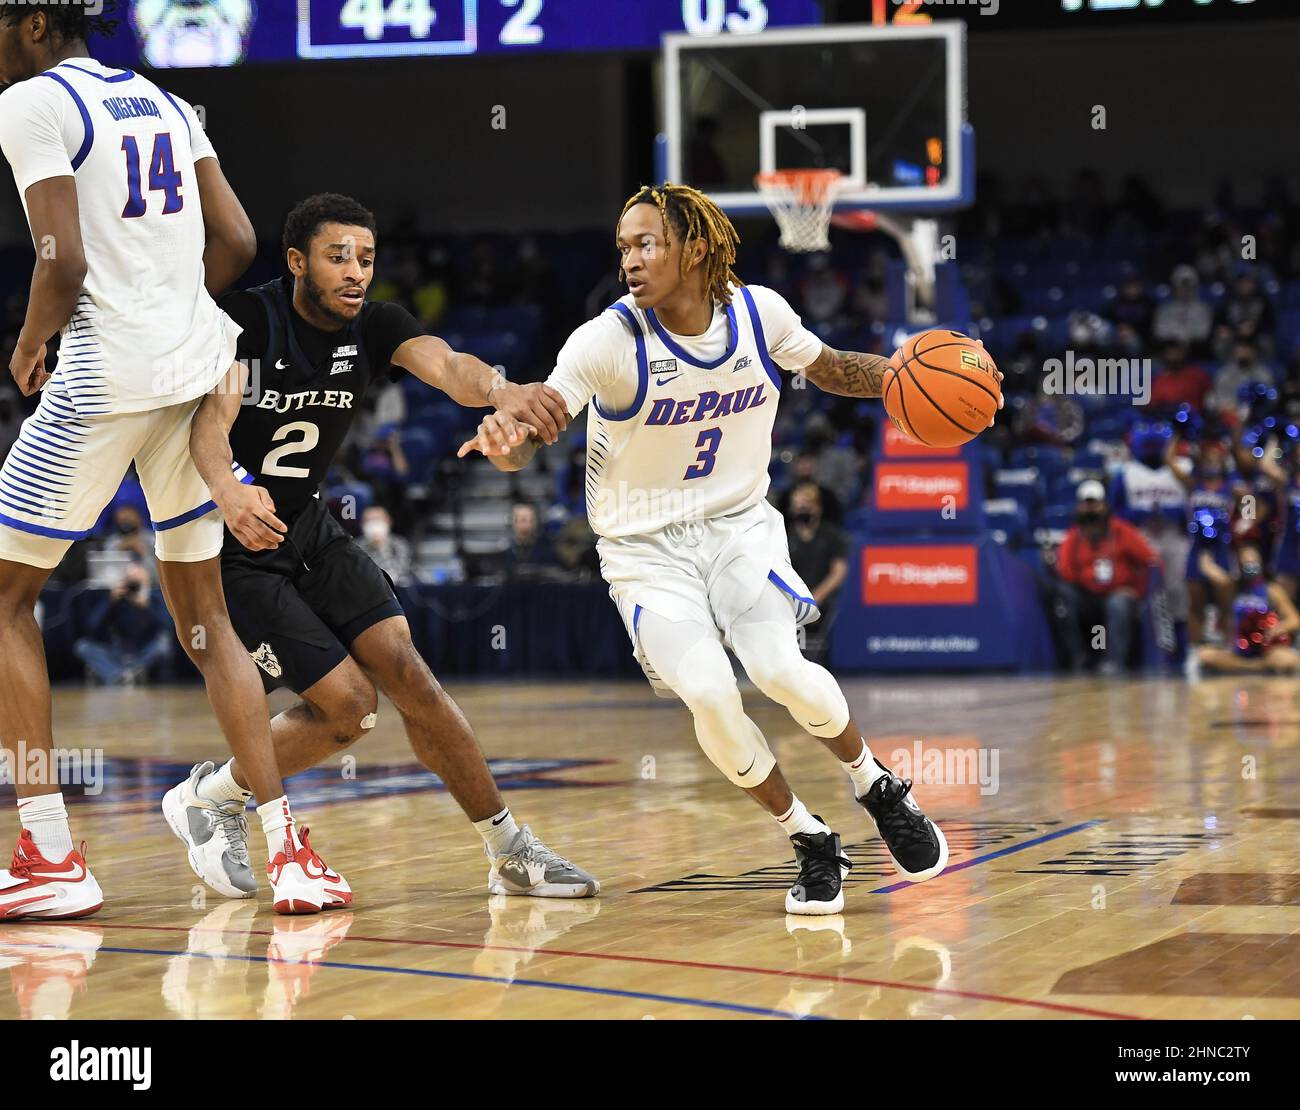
[597,498,820,694]
[0,376,230,570]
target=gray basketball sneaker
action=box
[162,762,257,899]
[487,826,600,898]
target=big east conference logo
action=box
[864,546,978,605]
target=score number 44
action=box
[339,0,545,44]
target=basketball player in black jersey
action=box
[165,194,599,900]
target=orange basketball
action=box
[882,330,1001,448]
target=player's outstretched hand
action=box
[491,381,568,445]
[219,482,287,552]
[457,411,538,459]
[10,340,49,396]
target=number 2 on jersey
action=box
[121,133,183,218]
[684,427,722,480]
[262,422,320,479]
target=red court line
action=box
[101,922,1140,1020]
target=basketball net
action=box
[755,169,843,253]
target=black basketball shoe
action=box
[786,823,851,915]
[858,760,948,882]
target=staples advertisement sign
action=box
[874,463,970,511]
[864,545,978,605]
[881,423,961,459]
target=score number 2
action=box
[338,0,545,45]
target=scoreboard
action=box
[97,0,822,69]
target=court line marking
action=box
[10,941,819,1021]
[867,819,1107,894]
[102,922,1139,1020]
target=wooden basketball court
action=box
[2,674,1297,1020]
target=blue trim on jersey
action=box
[768,569,815,606]
[593,303,649,422]
[154,470,255,532]
[0,510,94,541]
[739,287,783,391]
[633,604,642,639]
[645,303,739,370]
[159,89,192,141]
[38,72,93,171]
[57,63,135,83]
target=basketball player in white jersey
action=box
[0,4,344,918]
[462,183,1002,914]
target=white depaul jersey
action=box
[547,284,823,538]
[0,58,238,415]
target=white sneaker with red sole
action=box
[0,831,104,921]
[267,827,351,915]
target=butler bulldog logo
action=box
[251,642,282,678]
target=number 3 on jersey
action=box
[684,427,722,480]
[121,133,183,218]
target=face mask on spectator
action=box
[1241,560,1263,581]
[1077,506,1107,526]
[117,520,139,536]
[363,520,390,543]
[792,510,816,528]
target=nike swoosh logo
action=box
[491,815,508,826]
[737,756,757,777]
[656,376,680,386]
[275,359,289,369]
[809,718,831,729]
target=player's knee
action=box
[671,642,741,718]
[325,679,379,745]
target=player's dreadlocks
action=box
[621,182,742,306]
[0,1,119,41]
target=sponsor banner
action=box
[864,545,978,605]
[881,422,962,459]
[874,462,969,511]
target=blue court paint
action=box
[868,819,1106,894]
[80,945,826,1020]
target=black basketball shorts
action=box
[220,497,405,694]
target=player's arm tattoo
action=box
[799,345,891,398]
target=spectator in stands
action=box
[1149,341,1213,412]
[102,502,155,570]
[784,483,849,665]
[1109,274,1155,341]
[774,448,842,524]
[1212,338,1274,412]
[554,516,600,578]
[1111,421,1189,629]
[1192,544,1300,676]
[358,424,412,531]
[358,505,414,587]
[506,501,557,577]
[1152,265,1213,352]
[73,562,172,686]
[803,412,860,515]
[1213,267,1277,360]
[1050,480,1162,675]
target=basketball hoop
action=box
[755,169,843,253]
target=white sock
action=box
[198,759,252,806]
[843,741,888,798]
[17,792,74,860]
[474,807,520,856]
[775,796,831,839]
[256,795,300,863]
